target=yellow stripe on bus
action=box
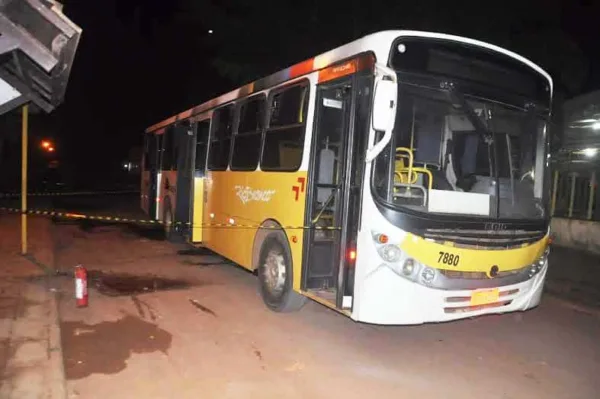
[400,232,549,273]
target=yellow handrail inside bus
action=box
[394,154,416,183]
[394,147,433,191]
[395,147,413,187]
[395,168,433,191]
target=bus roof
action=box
[145,30,553,134]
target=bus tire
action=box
[257,233,306,313]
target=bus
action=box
[141,30,553,325]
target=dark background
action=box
[1,0,598,190]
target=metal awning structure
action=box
[0,0,81,115]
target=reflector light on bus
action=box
[348,249,357,261]
[229,218,235,225]
[375,234,389,244]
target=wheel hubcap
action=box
[263,249,286,294]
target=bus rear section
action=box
[141,120,204,243]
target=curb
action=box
[48,283,67,399]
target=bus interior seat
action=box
[430,169,453,191]
[278,141,302,169]
[317,147,336,205]
[312,147,336,237]
[451,132,479,192]
[393,114,451,193]
[413,117,443,166]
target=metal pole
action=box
[568,173,576,219]
[21,104,28,255]
[551,170,559,216]
[588,171,596,220]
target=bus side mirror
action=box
[366,78,397,162]
[372,79,397,132]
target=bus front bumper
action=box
[352,262,547,325]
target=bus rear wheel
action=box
[258,233,306,313]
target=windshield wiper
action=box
[440,81,494,143]
[440,81,501,217]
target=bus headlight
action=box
[378,244,402,263]
[528,247,549,278]
[402,258,416,276]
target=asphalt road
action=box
[2,193,599,398]
[37,194,599,399]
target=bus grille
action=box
[423,229,546,249]
[443,289,519,313]
[444,300,512,314]
[440,269,522,280]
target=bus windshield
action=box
[372,82,549,220]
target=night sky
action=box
[4,0,600,189]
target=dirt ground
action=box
[39,217,600,399]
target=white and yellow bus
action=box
[141,30,553,325]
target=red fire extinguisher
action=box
[74,265,88,307]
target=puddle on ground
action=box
[92,273,192,297]
[61,314,172,380]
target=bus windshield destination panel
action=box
[141,30,553,326]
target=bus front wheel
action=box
[257,233,306,313]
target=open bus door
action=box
[301,72,372,310]
[173,121,194,239]
[302,76,358,308]
[190,117,211,243]
[165,117,211,243]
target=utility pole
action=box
[21,104,28,255]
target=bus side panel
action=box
[203,170,308,290]
[203,170,250,267]
[191,177,204,242]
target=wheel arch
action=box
[252,219,291,271]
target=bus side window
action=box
[208,105,234,171]
[162,126,176,171]
[195,120,211,176]
[143,134,157,171]
[231,95,265,171]
[261,82,309,171]
[142,135,149,171]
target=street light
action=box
[41,140,55,152]
[583,148,598,158]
